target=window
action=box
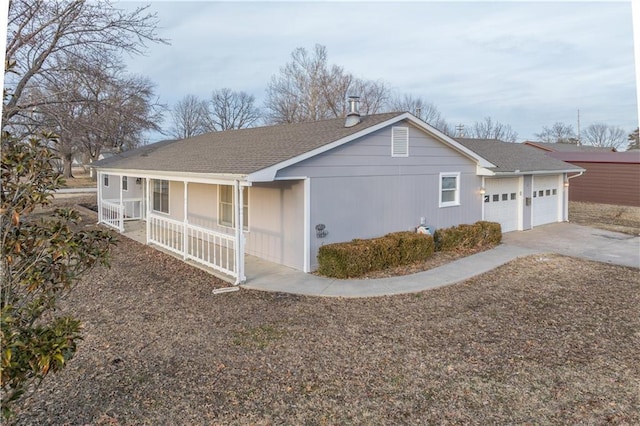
[484,195,490,203]
[122,176,128,191]
[103,174,109,187]
[502,193,508,201]
[153,180,169,214]
[552,189,557,195]
[546,189,551,196]
[492,194,499,202]
[391,126,409,157]
[539,190,544,197]
[510,193,516,200]
[533,192,537,198]
[219,185,249,230]
[439,172,460,207]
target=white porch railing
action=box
[186,223,236,275]
[104,198,143,221]
[148,214,184,256]
[148,213,237,279]
[100,200,124,232]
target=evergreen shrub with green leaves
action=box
[1,131,116,418]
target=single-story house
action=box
[93,103,583,284]
[525,141,639,206]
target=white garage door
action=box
[532,175,561,226]
[484,178,519,232]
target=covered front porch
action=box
[96,171,249,284]
[120,220,278,284]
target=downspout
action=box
[564,171,584,222]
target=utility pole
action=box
[577,109,581,146]
[455,123,465,138]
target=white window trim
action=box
[152,179,170,215]
[103,174,109,188]
[391,126,409,157]
[122,175,128,192]
[218,185,249,231]
[439,172,461,208]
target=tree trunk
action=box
[63,153,74,179]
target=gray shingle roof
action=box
[524,141,616,153]
[94,112,403,175]
[455,138,584,173]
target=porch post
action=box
[146,178,151,244]
[234,180,245,284]
[183,181,188,260]
[303,178,310,273]
[118,173,124,232]
[97,171,103,224]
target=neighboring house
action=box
[93,103,582,284]
[525,141,639,206]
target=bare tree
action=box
[169,95,209,139]
[3,0,166,127]
[627,128,639,151]
[264,44,390,124]
[26,57,163,177]
[389,94,453,135]
[468,116,518,142]
[582,124,626,150]
[205,88,261,131]
[535,122,577,144]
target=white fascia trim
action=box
[492,168,585,176]
[92,168,248,185]
[247,112,496,182]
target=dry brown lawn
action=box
[9,197,640,425]
[570,201,640,236]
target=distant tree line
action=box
[169,44,522,142]
[171,44,637,149]
[535,122,632,150]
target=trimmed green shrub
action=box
[433,221,502,252]
[317,232,435,278]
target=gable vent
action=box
[392,126,409,157]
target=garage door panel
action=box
[484,178,519,232]
[532,175,560,227]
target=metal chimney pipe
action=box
[345,96,361,127]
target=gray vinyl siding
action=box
[276,121,483,270]
[245,181,304,270]
[101,175,143,200]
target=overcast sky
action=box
[121,1,637,142]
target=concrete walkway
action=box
[243,222,639,298]
[242,244,541,298]
[56,187,97,193]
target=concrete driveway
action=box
[502,222,640,269]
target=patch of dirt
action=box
[570,201,640,235]
[9,196,640,424]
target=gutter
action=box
[491,168,585,176]
[567,171,585,181]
